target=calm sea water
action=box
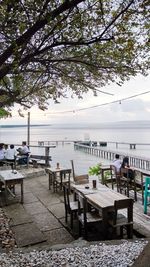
[0,124,150,173]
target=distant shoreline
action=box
[0,124,51,128]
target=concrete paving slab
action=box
[24,181,44,191]
[31,212,62,231]
[47,202,65,219]
[23,192,39,204]
[43,228,74,246]
[12,222,46,247]
[33,189,54,198]
[3,203,32,226]
[38,194,61,206]
[23,201,48,215]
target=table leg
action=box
[102,208,109,240]
[21,181,24,204]
[4,182,8,205]
[49,173,53,190]
[101,170,105,184]
[52,173,57,192]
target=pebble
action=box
[0,240,148,267]
[0,208,16,251]
[0,208,148,266]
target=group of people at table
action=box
[0,141,30,167]
[112,154,134,180]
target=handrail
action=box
[74,143,150,171]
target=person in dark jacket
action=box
[121,156,134,180]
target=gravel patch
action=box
[0,240,148,267]
[0,208,16,251]
[0,207,148,266]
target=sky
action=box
[1,73,150,125]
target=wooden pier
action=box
[33,140,150,150]
[74,142,150,171]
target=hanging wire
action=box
[45,90,150,114]
[8,90,150,118]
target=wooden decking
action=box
[111,189,150,238]
[133,200,150,238]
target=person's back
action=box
[18,141,30,165]
[5,144,17,160]
[112,154,122,173]
[121,156,134,180]
[20,141,29,155]
[0,144,4,160]
[5,144,17,169]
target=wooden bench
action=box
[29,155,52,167]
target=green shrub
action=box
[88,163,102,176]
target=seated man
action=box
[0,143,5,166]
[17,141,30,165]
[112,154,122,173]
[5,144,17,169]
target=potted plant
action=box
[88,163,102,177]
[88,164,111,185]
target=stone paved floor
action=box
[1,167,150,250]
[1,170,75,248]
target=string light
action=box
[45,90,150,114]
[7,89,150,118]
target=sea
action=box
[0,122,150,174]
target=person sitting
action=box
[5,144,17,169]
[3,144,8,158]
[121,156,134,180]
[0,143,5,166]
[17,141,30,165]
[112,154,122,173]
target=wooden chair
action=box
[120,168,137,201]
[71,159,76,179]
[78,195,102,239]
[144,177,150,214]
[134,170,144,204]
[71,160,89,185]
[63,184,78,229]
[55,169,71,192]
[108,198,134,239]
[74,174,89,185]
[110,165,120,190]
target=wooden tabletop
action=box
[0,170,24,181]
[46,167,71,173]
[86,190,128,209]
[72,182,109,195]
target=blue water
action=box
[1,124,150,174]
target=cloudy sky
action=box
[1,73,150,125]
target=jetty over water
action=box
[31,140,150,150]
[74,142,150,171]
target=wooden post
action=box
[45,146,50,166]
[27,112,30,146]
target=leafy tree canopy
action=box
[0,0,149,114]
[0,108,11,118]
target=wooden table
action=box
[86,190,129,238]
[0,170,24,204]
[72,182,109,196]
[46,166,72,192]
[72,183,129,238]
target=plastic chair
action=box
[144,177,150,214]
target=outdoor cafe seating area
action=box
[0,158,149,243]
[44,160,148,241]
